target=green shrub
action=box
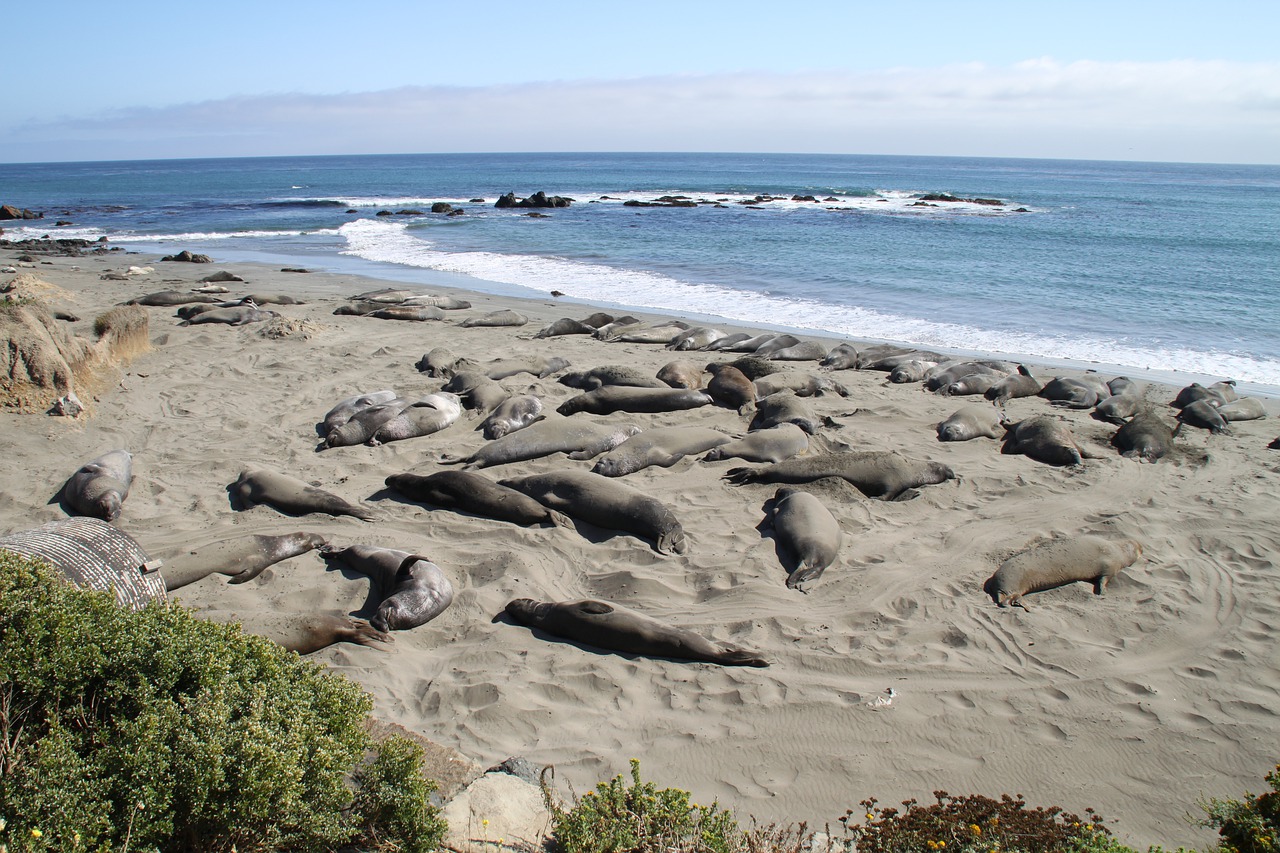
[841,791,1115,853]
[546,758,741,853]
[0,551,445,852]
[350,734,448,853]
[1200,764,1280,853]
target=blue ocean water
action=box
[3,152,1278,390]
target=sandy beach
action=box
[3,248,1278,849]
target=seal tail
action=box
[722,466,759,486]
[719,648,769,667]
[546,510,576,530]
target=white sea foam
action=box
[337,219,1280,386]
[0,226,339,243]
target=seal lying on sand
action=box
[724,451,954,500]
[229,468,375,521]
[321,545,454,632]
[320,390,398,435]
[749,390,821,434]
[557,386,712,416]
[63,449,133,522]
[477,395,543,439]
[656,360,705,389]
[591,426,733,476]
[385,470,573,528]
[441,370,508,413]
[504,598,768,667]
[369,393,462,446]
[765,487,842,589]
[484,355,570,379]
[1111,410,1179,462]
[323,398,410,447]
[441,418,641,469]
[181,305,279,326]
[702,423,809,463]
[197,610,391,654]
[1171,380,1237,409]
[984,535,1143,609]
[937,406,1006,441]
[499,470,687,554]
[1002,416,1089,466]
[560,365,667,391]
[461,309,528,327]
[161,531,327,590]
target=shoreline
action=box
[3,248,1278,849]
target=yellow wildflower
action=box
[970,823,982,835]
[30,829,42,839]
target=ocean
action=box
[3,152,1278,393]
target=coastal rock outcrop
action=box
[0,204,43,220]
[160,250,213,263]
[494,191,572,209]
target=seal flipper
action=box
[717,647,769,667]
[577,600,614,615]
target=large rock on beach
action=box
[160,250,213,263]
[0,204,43,220]
[494,191,572,209]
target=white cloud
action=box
[4,59,1279,163]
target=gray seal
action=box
[63,449,133,521]
[1178,397,1266,434]
[162,531,328,590]
[749,389,821,434]
[720,333,784,353]
[368,305,445,321]
[181,306,278,326]
[385,470,573,528]
[764,340,828,362]
[723,450,955,500]
[1171,380,1237,409]
[702,424,809,463]
[925,362,1008,392]
[766,487,843,589]
[937,405,1007,441]
[461,309,528,327]
[504,598,768,666]
[416,347,476,378]
[819,343,860,370]
[369,393,462,446]
[321,544,454,632]
[702,332,754,351]
[939,372,1002,397]
[1111,410,1179,462]
[705,363,757,413]
[484,355,570,379]
[753,371,849,398]
[556,386,712,416]
[984,366,1044,406]
[561,365,667,391]
[591,427,733,477]
[724,356,784,379]
[667,326,728,350]
[324,398,410,447]
[401,294,472,310]
[606,322,691,344]
[478,395,544,439]
[229,467,375,521]
[321,390,398,435]
[440,418,642,469]
[751,334,803,357]
[535,317,596,338]
[126,290,223,306]
[984,535,1143,609]
[656,360,705,389]
[1039,375,1112,409]
[499,470,687,554]
[441,370,509,413]
[1001,415,1087,466]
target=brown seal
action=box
[440,418,641,469]
[591,426,733,477]
[705,363,757,412]
[937,405,1006,441]
[556,386,712,416]
[766,487,843,589]
[984,535,1143,609]
[504,598,767,667]
[1111,410,1179,462]
[561,365,668,390]
[63,449,133,522]
[499,470,687,554]
[196,610,391,654]
[656,360,705,389]
[321,545,454,632]
[702,424,809,463]
[1001,415,1088,466]
[161,531,328,590]
[385,470,572,528]
[724,450,954,500]
[229,467,375,522]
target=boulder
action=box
[0,204,43,220]
[431,202,453,213]
[494,191,572,209]
[160,250,213,263]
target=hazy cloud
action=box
[5,59,1279,163]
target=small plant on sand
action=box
[349,733,448,853]
[841,791,1115,853]
[1199,763,1280,853]
[545,758,741,853]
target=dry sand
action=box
[3,250,1279,849]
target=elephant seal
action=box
[1171,380,1237,409]
[888,360,938,384]
[369,393,462,445]
[705,363,757,412]
[229,468,375,521]
[1002,416,1088,466]
[984,535,1143,609]
[63,449,133,521]
[720,333,783,353]
[441,370,509,413]
[819,342,860,370]
[592,427,733,477]
[751,334,803,357]
[499,470,687,554]
[1094,392,1146,424]
[766,487,842,589]
[401,294,471,310]
[321,390,399,435]
[385,470,573,528]
[127,290,222,306]
[578,312,616,328]
[925,362,1008,393]
[749,389,821,434]
[1039,375,1112,409]
[368,305,444,321]
[607,322,691,344]
[321,545,453,632]
[416,347,476,378]
[765,340,828,362]
[1111,410,1179,462]
[591,316,642,339]
[702,424,809,463]
[535,317,596,338]
[334,301,383,316]
[753,371,849,398]
[478,395,544,439]
[1178,397,1266,433]
[667,326,727,350]
[724,451,955,500]
[198,610,391,654]
[557,386,712,416]
[181,306,278,326]
[324,398,410,447]
[504,598,767,667]
[441,418,642,469]
[862,349,943,372]
[937,405,1006,441]
[350,287,417,303]
[725,356,784,379]
[702,332,754,351]
[561,365,667,391]
[656,360,705,390]
[461,309,528,328]
[939,372,1002,397]
[1217,397,1268,423]
[985,366,1043,405]
[484,355,570,379]
[162,531,327,590]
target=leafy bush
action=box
[1200,763,1280,853]
[0,551,445,852]
[840,791,1114,853]
[350,733,448,853]
[546,758,741,853]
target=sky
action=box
[2,0,1278,165]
